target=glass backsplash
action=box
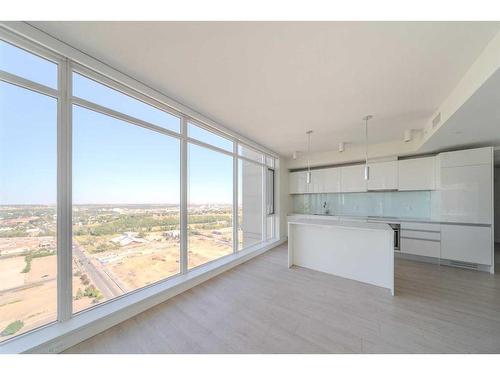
[292,191,433,219]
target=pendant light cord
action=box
[307,131,311,172]
[365,118,368,167]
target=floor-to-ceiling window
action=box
[72,106,181,313]
[0,29,278,346]
[0,40,58,342]
[187,122,234,269]
[238,147,265,250]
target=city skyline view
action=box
[0,36,272,343]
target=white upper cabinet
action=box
[438,147,492,168]
[311,168,341,193]
[289,171,309,194]
[323,168,341,193]
[398,156,436,191]
[340,164,367,192]
[290,167,342,194]
[367,161,398,190]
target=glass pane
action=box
[187,122,233,152]
[0,82,57,342]
[73,72,180,133]
[266,156,275,168]
[266,216,274,240]
[0,40,57,89]
[238,144,263,164]
[238,159,263,250]
[72,106,180,313]
[188,143,233,268]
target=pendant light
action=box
[306,130,313,184]
[362,115,373,181]
[338,142,345,152]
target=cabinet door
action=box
[401,237,440,258]
[289,172,299,194]
[311,169,325,193]
[439,164,492,224]
[310,168,341,193]
[367,161,398,190]
[340,165,367,192]
[439,147,492,168]
[289,171,308,194]
[398,157,435,191]
[441,225,492,265]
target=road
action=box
[72,243,125,299]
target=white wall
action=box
[495,167,500,243]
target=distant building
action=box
[163,230,180,240]
[26,228,42,235]
[0,247,29,257]
[111,232,148,247]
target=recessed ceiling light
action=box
[404,129,413,142]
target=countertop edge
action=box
[287,214,492,227]
[287,218,393,232]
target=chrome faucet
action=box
[323,201,330,215]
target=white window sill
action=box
[0,237,286,354]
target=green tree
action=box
[75,288,83,300]
[1,320,24,337]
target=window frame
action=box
[186,140,235,270]
[71,65,183,138]
[0,24,280,350]
[187,119,234,153]
[266,167,275,216]
[70,104,183,315]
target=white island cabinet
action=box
[288,217,394,295]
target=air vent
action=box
[449,260,478,270]
[432,112,441,128]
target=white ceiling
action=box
[31,21,500,156]
[420,67,500,153]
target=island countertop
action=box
[287,217,393,232]
[288,215,395,295]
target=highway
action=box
[72,243,125,299]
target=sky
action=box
[0,39,246,205]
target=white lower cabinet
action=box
[401,237,440,258]
[440,225,492,266]
[400,223,441,258]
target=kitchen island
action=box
[288,216,395,295]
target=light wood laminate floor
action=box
[64,243,500,353]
